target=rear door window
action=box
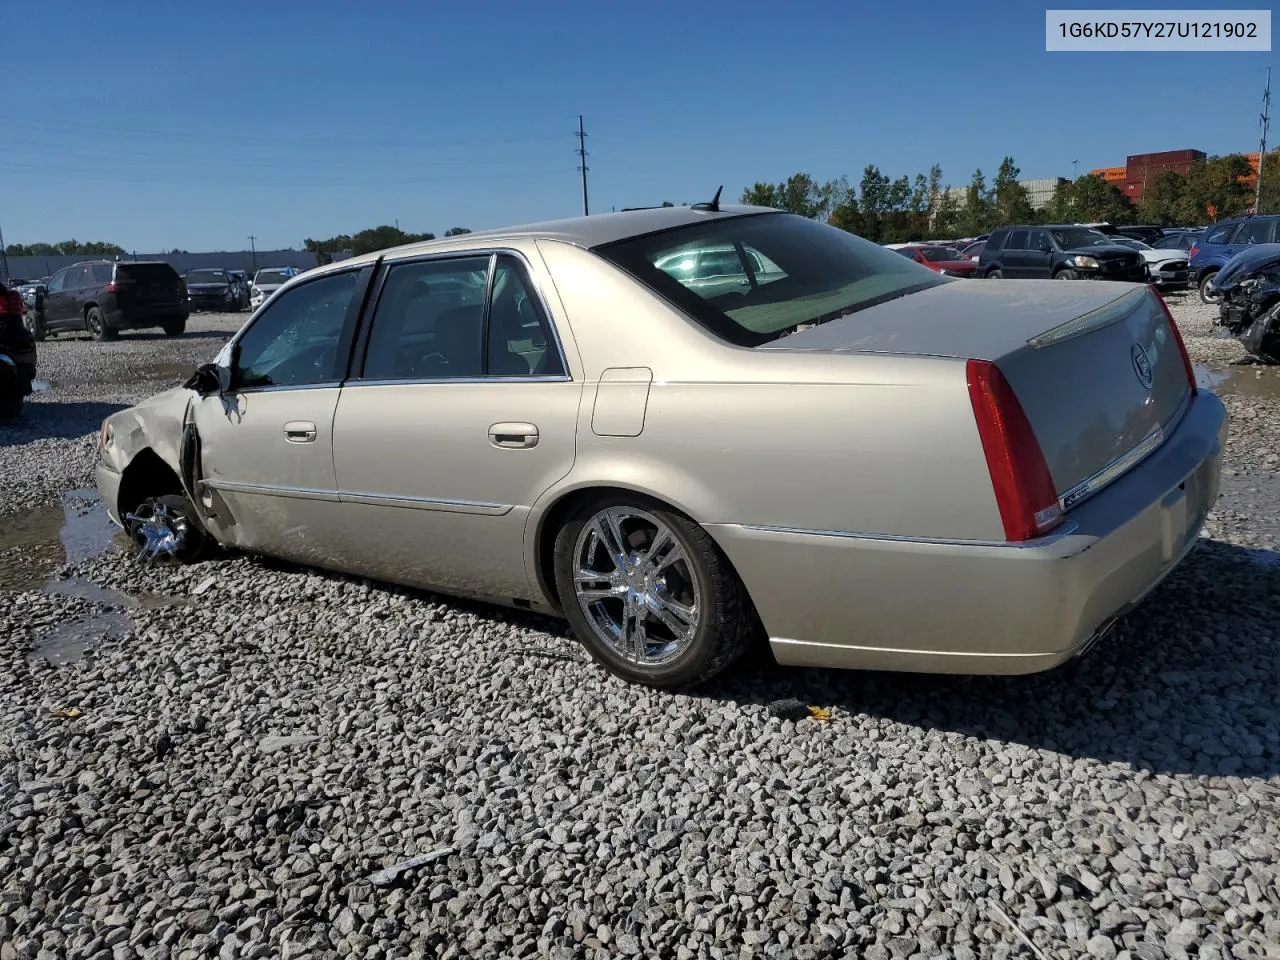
[1204,222,1237,244]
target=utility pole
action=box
[0,222,8,282]
[1072,159,1078,181]
[1256,67,1271,213]
[248,235,258,272]
[576,115,589,216]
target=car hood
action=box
[759,278,1139,360]
[1214,243,1280,291]
[1136,249,1188,265]
[1062,244,1137,258]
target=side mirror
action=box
[184,362,224,397]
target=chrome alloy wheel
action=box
[124,498,190,563]
[572,506,702,666]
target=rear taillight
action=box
[1187,244,1199,258]
[0,289,23,316]
[105,282,119,293]
[966,359,1064,542]
[1149,284,1197,396]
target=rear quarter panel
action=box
[531,240,1003,545]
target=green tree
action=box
[1138,170,1186,225]
[741,182,781,207]
[444,227,472,236]
[7,240,125,256]
[993,156,1034,225]
[1072,174,1136,224]
[1042,181,1076,223]
[660,200,675,207]
[1256,148,1280,214]
[932,188,961,236]
[926,164,944,218]
[960,169,992,235]
[858,165,892,242]
[1177,154,1253,222]
[828,190,863,236]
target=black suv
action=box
[24,260,189,341]
[977,225,1147,282]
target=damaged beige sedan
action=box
[97,201,1227,688]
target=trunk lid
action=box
[761,279,1192,507]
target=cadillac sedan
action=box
[95,202,1226,689]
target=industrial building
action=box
[1090,149,1262,203]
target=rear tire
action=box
[985,268,1003,279]
[23,309,47,341]
[1198,272,1221,305]
[0,365,21,419]
[86,307,116,341]
[1054,268,1079,280]
[124,493,209,564]
[552,494,757,689]
[162,318,187,337]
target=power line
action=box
[1257,67,1271,214]
[577,115,589,217]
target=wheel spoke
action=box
[591,513,630,572]
[649,593,697,641]
[621,603,647,662]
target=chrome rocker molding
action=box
[201,478,511,515]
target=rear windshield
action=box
[187,269,227,282]
[118,263,179,283]
[593,213,945,346]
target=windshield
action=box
[187,270,226,283]
[1050,228,1114,249]
[595,213,945,347]
[918,246,962,262]
[255,269,292,285]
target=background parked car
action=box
[184,268,245,312]
[958,240,986,261]
[0,285,37,418]
[1212,244,1280,362]
[1189,214,1280,304]
[978,225,1146,281]
[249,266,301,309]
[893,244,978,277]
[1106,236,1191,289]
[23,260,189,341]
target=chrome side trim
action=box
[200,479,512,516]
[201,479,339,502]
[738,521,1080,550]
[338,490,511,516]
[236,380,342,396]
[343,375,571,388]
[1058,423,1166,513]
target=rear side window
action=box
[1234,219,1278,244]
[1005,230,1029,251]
[1204,223,1236,244]
[88,264,113,284]
[985,230,1007,252]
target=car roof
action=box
[310,204,783,276]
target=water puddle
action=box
[1195,363,1280,400]
[1,489,187,665]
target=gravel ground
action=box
[1,295,1279,960]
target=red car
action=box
[894,245,978,277]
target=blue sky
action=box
[4,0,1273,251]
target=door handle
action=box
[284,421,317,443]
[488,422,539,449]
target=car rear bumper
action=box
[106,305,190,329]
[707,391,1227,675]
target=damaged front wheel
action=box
[124,493,210,564]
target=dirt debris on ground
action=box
[1,299,1278,959]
